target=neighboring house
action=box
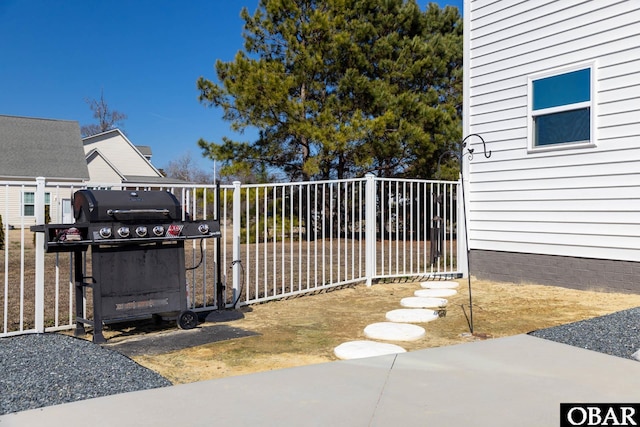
[0,115,89,227]
[463,1,640,292]
[82,129,183,187]
[0,116,186,229]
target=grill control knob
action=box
[99,227,112,239]
[197,224,210,234]
[135,226,148,237]
[117,226,130,238]
[152,225,165,237]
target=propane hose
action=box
[185,238,206,271]
[231,259,245,308]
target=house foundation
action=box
[469,250,640,294]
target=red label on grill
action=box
[166,224,183,237]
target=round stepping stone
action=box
[414,288,457,298]
[334,340,406,360]
[364,322,426,341]
[400,296,448,308]
[386,308,439,323]
[420,280,459,289]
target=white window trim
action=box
[21,191,35,217]
[21,191,51,217]
[527,61,597,153]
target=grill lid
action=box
[73,189,183,223]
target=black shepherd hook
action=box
[437,133,491,177]
[461,133,492,163]
[437,133,491,334]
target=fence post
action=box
[34,177,45,333]
[232,181,242,304]
[457,178,469,277]
[365,174,376,286]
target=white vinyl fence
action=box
[0,175,462,337]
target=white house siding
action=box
[0,185,35,229]
[85,152,125,186]
[83,131,162,179]
[464,0,640,290]
[46,186,76,224]
[0,183,72,229]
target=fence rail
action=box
[0,175,462,337]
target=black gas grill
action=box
[32,189,221,343]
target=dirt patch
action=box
[122,279,640,385]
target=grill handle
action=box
[106,209,170,216]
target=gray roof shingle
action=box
[135,145,152,158]
[0,115,90,180]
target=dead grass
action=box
[5,229,640,385]
[131,278,640,384]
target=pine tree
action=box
[197,0,462,181]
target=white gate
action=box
[0,175,462,337]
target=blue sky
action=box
[0,0,463,172]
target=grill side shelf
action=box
[31,224,90,253]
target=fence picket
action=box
[0,176,461,337]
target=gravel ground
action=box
[529,306,640,360]
[0,333,171,415]
[2,307,639,416]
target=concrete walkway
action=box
[2,334,639,426]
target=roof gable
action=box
[85,148,126,182]
[83,129,163,178]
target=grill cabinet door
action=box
[91,241,187,321]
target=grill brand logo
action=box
[166,224,184,237]
[561,404,640,426]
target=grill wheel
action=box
[177,310,198,330]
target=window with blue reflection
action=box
[533,68,590,110]
[531,66,592,148]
